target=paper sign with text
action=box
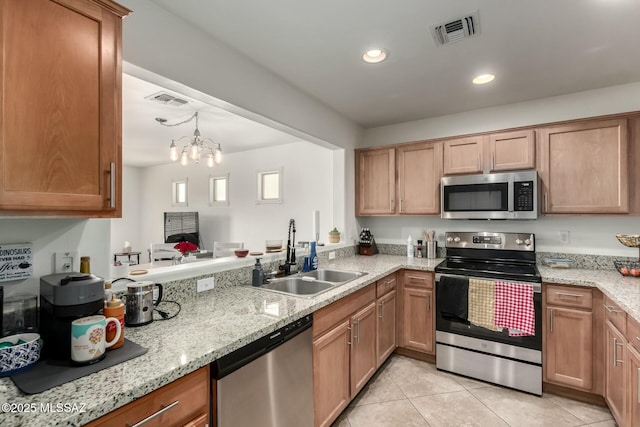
[0,243,33,282]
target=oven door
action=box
[435,274,542,352]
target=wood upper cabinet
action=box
[399,270,434,354]
[350,301,377,397]
[489,129,536,172]
[0,0,129,216]
[377,288,397,367]
[396,141,443,214]
[85,366,209,427]
[356,147,395,215]
[538,119,629,214]
[605,320,626,426]
[443,136,485,175]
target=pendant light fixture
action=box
[156,112,222,167]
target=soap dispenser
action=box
[252,258,265,286]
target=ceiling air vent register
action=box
[144,91,189,107]
[431,11,480,46]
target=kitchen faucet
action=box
[279,218,297,276]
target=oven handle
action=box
[435,273,541,293]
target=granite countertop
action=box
[1,254,638,426]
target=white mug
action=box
[71,315,122,365]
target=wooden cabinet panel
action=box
[545,307,593,390]
[313,319,351,427]
[604,296,627,336]
[538,119,629,213]
[85,367,209,427]
[350,302,377,397]
[401,286,434,354]
[545,285,593,309]
[443,136,485,175]
[488,129,535,172]
[376,289,397,367]
[402,270,433,289]
[605,320,626,426]
[376,272,397,297]
[0,0,128,216]
[313,284,376,339]
[397,141,442,214]
[627,344,640,427]
[628,316,640,354]
[356,147,395,215]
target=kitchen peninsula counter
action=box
[1,254,638,426]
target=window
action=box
[172,179,188,207]
[209,174,229,206]
[257,168,283,204]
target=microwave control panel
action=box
[514,181,534,211]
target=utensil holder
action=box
[427,241,437,259]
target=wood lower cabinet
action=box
[606,320,626,425]
[350,301,377,396]
[538,118,629,214]
[376,289,397,367]
[627,344,640,427]
[543,284,599,392]
[85,366,210,427]
[396,141,443,214]
[0,0,129,216]
[400,270,434,354]
[355,147,395,215]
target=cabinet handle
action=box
[636,336,640,343]
[127,401,179,427]
[604,304,622,313]
[407,275,426,282]
[390,199,394,213]
[638,367,640,403]
[477,153,481,171]
[399,199,403,213]
[347,326,352,346]
[107,162,116,208]
[491,152,495,171]
[544,192,548,212]
[379,301,385,321]
[613,338,624,367]
[555,292,584,298]
[549,309,554,333]
[427,296,431,312]
[357,319,361,344]
[385,279,394,286]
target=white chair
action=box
[214,242,244,258]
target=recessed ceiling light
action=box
[363,48,388,64]
[472,74,495,85]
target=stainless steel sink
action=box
[299,269,366,284]
[260,277,334,296]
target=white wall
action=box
[110,166,142,255]
[0,219,111,298]
[357,82,640,257]
[128,142,335,258]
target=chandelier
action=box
[156,112,222,167]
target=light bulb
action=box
[180,150,188,166]
[190,143,199,160]
[215,150,222,163]
[194,150,201,163]
[207,153,214,168]
[169,141,179,162]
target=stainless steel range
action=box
[434,231,542,395]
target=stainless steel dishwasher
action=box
[211,314,313,427]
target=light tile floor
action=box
[332,355,615,427]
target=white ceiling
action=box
[150,0,640,128]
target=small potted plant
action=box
[328,227,341,244]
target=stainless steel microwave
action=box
[441,170,538,220]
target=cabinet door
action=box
[545,306,593,390]
[401,286,434,354]
[628,344,640,427]
[0,0,127,216]
[605,320,626,426]
[313,319,351,427]
[397,141,443,214]
[443,136,485,175]
[356,147,395,215]
[350,301,377,397]
[538,119,628,213]
[489,129,535,172]
[377,289,397,367]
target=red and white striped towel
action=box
[494,281,535,337]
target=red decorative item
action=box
[173,241,198,255]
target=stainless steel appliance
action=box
[212,315,313,427]
[441,170,538,220]
[434,231,542,395]
[124,281,163,327]
[39,273,105,360]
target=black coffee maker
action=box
[40,273,105,360]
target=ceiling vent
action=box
[144,91,189,107]
[431,11,480,46]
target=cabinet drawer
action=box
[627,316,640,353]
[313,283,376,338]
[402,270,433,289]
[376,273,397,297]
[604,296,627,335]
[545,285,592,309]
[85,367,209,427]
